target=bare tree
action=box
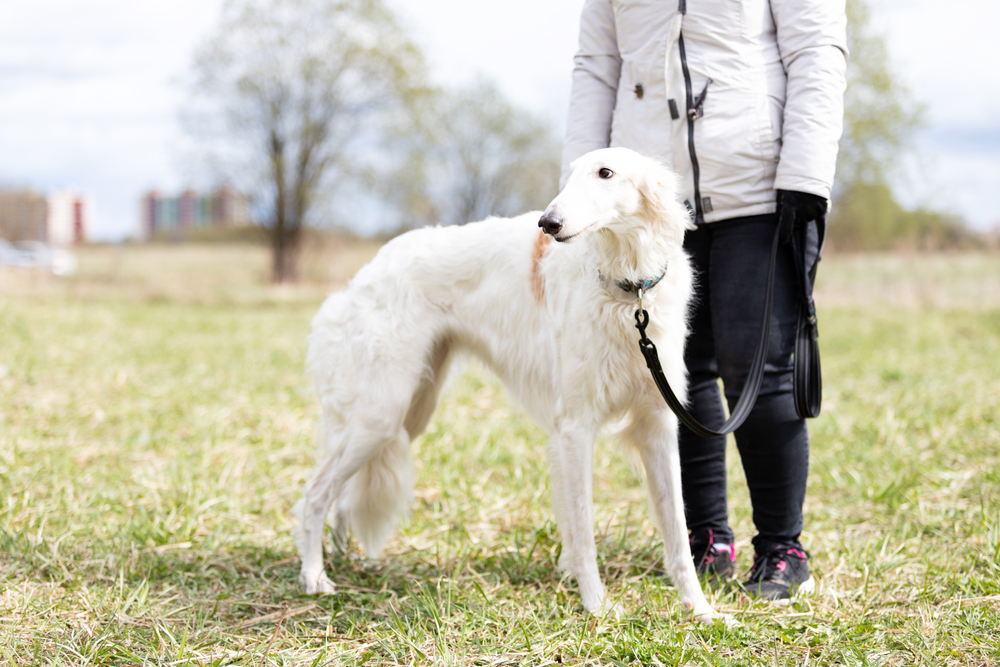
[188,0,425,281]
[386,79,561,230]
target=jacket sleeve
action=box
[771,0,848,200]
[560,0,621,188]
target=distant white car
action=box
[0,239,33,267]
[0,240,77,276]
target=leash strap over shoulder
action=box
[634,226,781,437]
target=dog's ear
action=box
[634,160,693,246]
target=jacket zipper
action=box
[678,33,704,225]
[677,0,706,225]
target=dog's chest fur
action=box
[526,229,688,421]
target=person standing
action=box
[561,0,847,600]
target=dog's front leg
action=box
[631,412,731,624]
[546,420,619,617]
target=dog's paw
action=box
[695,609,739,627]
[301,571,337,595]
[585,597,625,620]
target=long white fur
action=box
[295,147,725,622]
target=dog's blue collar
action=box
[611,265,668,295]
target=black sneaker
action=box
[689,529,736,580]
[742,544,815,602]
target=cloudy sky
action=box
[0,0,997,240]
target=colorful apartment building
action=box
[141,187,249,239]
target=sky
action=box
[0,0,997,241]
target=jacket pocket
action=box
[694,79,776,213]
[609,13,683,164]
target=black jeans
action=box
[679,214,809,551]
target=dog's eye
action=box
[598,167,614,179]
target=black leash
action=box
[634,220,823,437]
[791,216,824,418]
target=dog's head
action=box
[538,147,693,247]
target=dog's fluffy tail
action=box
[347,428,414,559]
[293,425,414,561]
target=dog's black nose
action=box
[538,213,563,236]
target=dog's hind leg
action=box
[328,475,353,555]
[326,337,453,563]
[297,423,406,594]
[298,338,448,594]
[403,337,453,440]
[626,411,728,624]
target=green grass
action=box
[1,245,999,665]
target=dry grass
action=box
[0,236,382,306]
[0,241,998,665]
[816,251,1000,309]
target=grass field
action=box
[1,242,999,665]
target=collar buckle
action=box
[613,264,668,297]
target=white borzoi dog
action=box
[296,147,724,622]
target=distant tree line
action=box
[827,0,979,252]
[185,0,982,282]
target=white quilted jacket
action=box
[562,0,848,223]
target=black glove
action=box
[777,190,827,245]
